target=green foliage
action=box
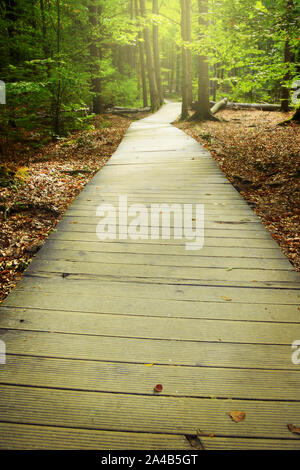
[0,0,144,137]
[103,76,141,107]
[0,0,299,141]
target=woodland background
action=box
[0,0,299,302]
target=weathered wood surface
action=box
[0,102,300,450]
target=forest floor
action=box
[0,112,141,303]
[177,108,300,273]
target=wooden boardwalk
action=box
[0,102,300,450]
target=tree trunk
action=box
[39,0,50,60]
[291,107,300,122]
[152,0,163,104]
[175,45,181,94]
[280,0,295,112]
[88,1,104,115]
[139,0,160,112]
[190,0,218,121]
[180,0,189,120]
[281,39,293,112]
[279,107,300,125]
[168,43,175,93]
[135,0,148,107]
[53,0,62,135]
[185,0,193,107]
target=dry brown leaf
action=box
[287,424,300,435]
[221,296,232,301]
[230,411,246,423]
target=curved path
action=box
[0,103,300,449]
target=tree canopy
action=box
[0,0,299,135]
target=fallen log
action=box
[192,100,281,112]
[211,97,228,115]
[109,106,151,115]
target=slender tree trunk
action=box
[127,0,136,71]
[281,39,293,112]
[190,0,218,121]
[152,0,163,104]
[185,0,193,106]
[212,63,218,101]
[169,43,175,93]
[180,0,189,120]
[5,0,19,63]
[175,45,181,94]
[88,1,104,114]
[281,0,295,112]
[39,0,51,78]
[135,0,148,107]
[54,0,62,134]
[39,0,49,58]
[139,0,160,112]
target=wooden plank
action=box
[201,436,300,450]
[37,249,292,271]
[40,240,286,258]
[75,194,249,202]
[20,274,298,289]
[79,185,238,191]
[67,206,257,215]
[50,228,276,240]
[1,384,299,439]
[1,329,298,370]
[24,258,300,284]
[74,190,247,198]
[57,219,265,232]
[48,232,281,247]
[1,354,300,400]
[0,307,299,344]
[0,422,191,450]
[3,292,300,323]
[64,212,260,223]
[14,274,300,304]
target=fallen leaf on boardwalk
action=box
[287,424,300,434]
[230,411,246,423]
[185,435,205,450]
[145,363,154,367]
[221,296,232,301]
[196,429,210,437]
[154,384,163,392]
